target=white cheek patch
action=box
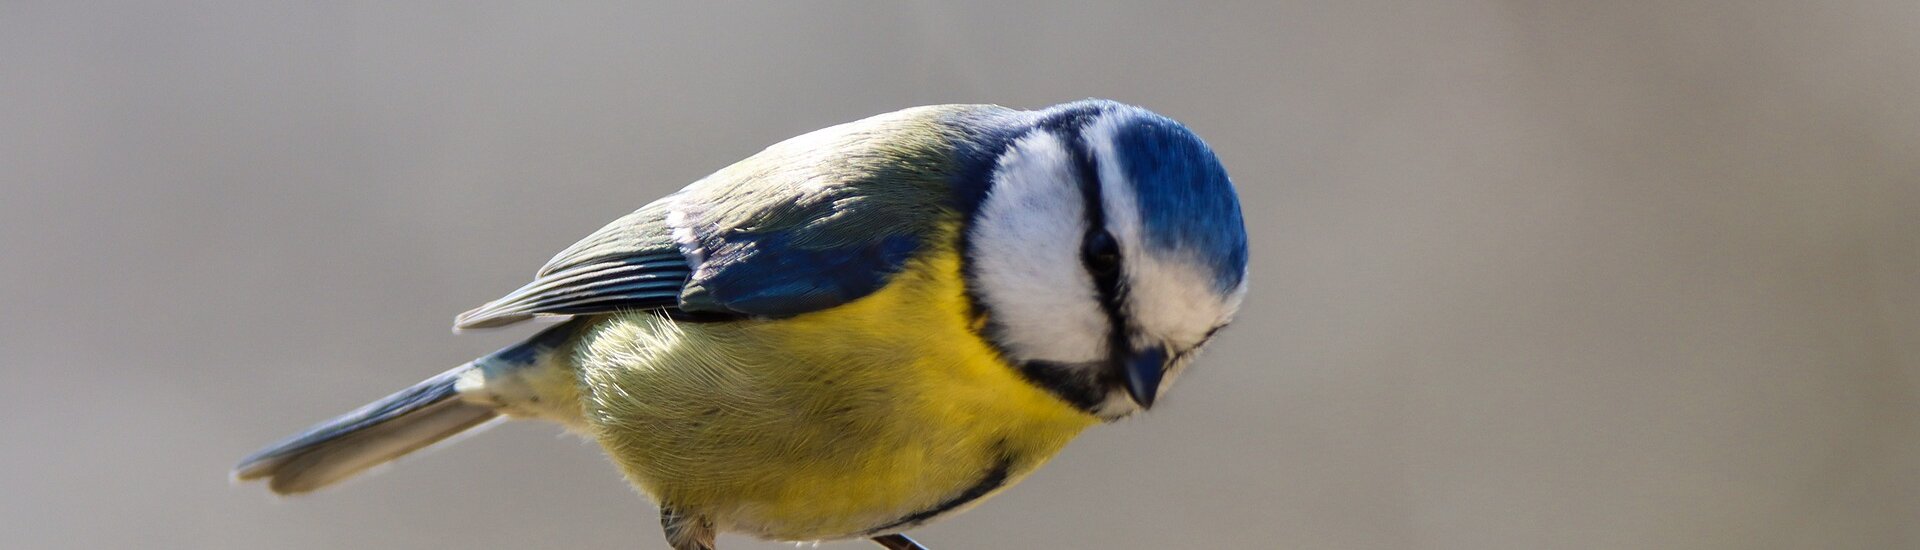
[1084,113,1244,350]
[969,132,1109,364]
[1125,253,1243,347]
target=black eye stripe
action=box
[1066,130,1117,286]
[1063,127,1132,368]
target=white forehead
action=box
[968,131,1108,363]
[1083,113,1246,348]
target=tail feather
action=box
[235,319,584,494]
[233,363,498,494]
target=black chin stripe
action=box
[1014,361,1107,412]
[956,116,1129,417]
[1007,124,1133,416]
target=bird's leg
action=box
[661,507,717,550]
[870,534,928,550]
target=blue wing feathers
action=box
[455,104,1023,329]
[682,231,921,317]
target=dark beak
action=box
[1121,345,1169,409]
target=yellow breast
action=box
[571,241,1098,541]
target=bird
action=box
[233,99,1249,550]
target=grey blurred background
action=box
[4,2,1917,549]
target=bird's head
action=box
[966,100,1248,420]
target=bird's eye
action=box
[1083,230,1122,278]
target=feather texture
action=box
[455,105,1026,329]
[575,242,1096,541]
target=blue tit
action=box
[234,99,1249,550]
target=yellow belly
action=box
[571,247,1097,541]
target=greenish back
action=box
[455,104,1021,329]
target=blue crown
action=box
[952,100,1249,293]
[1105,107,1247,293]
[1034,100,1247,293]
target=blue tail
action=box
[233,320,580,494]
[232,363,496,494]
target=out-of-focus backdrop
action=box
[5,2,1917,549]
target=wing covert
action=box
[454,104,1024,330]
